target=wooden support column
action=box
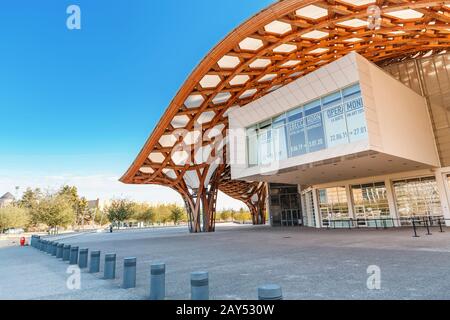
[247,183,268,226]
[177,164,225,233]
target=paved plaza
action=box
[1,224,450,300]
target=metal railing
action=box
[322,215,447,237]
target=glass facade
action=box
[393,177,442,218]
[247,83,367,167]
[318,187,349,227]
[384,53,450,167]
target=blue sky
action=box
[0,0,274,207]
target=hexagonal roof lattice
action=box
[121,0,450,204]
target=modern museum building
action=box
[121,0,450,232]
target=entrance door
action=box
[268,184,302,226]
[281,209,297,226]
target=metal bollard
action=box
[48,241,54,254]
[191,271,209,300]
[425,218,432,235]
[56,243,64,259]
[439,218,444,233]
[38,240,43,251]
[122,258,137,289]
[63,245,71,261]
[30,235,35,248]
[258,284,283,300]
[104,253,116,279]
[69,246,79,265]
[52,243,58,256]
[78,249,89,269]
[150,263,166,300]
[412,220,419,238]
[89,251,101,273]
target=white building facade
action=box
[229,52,450,228]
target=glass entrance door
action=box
[281,209,300,226]
[268,184,301,227]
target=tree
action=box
[0,206,30,233]
[132,203,155,225]
[234,208,252,224]
[18,188,42,209]
[218,209,232,222]
[154,204,172,225]
[77,197,88,226]
[107,199,135,228]
[170,206,185,225]
[58,186,88,226]
[32,195,76,233]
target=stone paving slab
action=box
[2,224,450,300]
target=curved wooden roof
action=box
[121,0,450,198]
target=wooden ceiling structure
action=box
[121,0,450,232]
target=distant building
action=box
[87,199,111,212]
[0,192,15,208]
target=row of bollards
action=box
[31,236,283,300]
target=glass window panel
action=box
[303,191,316,227]
[270,195,280,206]
[343,83,361,100]
[345,92,367,143]
[318,187,349,226]
[322,92,342,106]
[323,91,348,148]
[305,100,326,153]
[393,177,443,218]
[280,194,290,210]
[258,126,273,165]
[272,115,288,161]
[287,109,307,157]
[247,126,258,166]
[352,182,390,220]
